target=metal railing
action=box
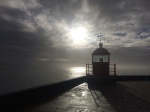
[86,63,93,75]
[86,63,116,76]
[109,64,116,76]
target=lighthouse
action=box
[86,42,116,78]
[92,42,110,77]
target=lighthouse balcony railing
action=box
[86,63,93,75]
[86,63,116,76]
[109,64,117,76]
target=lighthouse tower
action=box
[92,42,110,77]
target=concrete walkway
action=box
[25,82,150,112]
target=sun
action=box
[70,26,88,44]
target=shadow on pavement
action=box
[88,82,150,112]
[0,76,87,112]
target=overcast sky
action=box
[0,0,150,75]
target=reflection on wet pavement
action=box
[26,82,150,112]
[25,83,114,112]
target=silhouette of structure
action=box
[86,41,116,83]
[86,42,116,79]
[92,42,111,76]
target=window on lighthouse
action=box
[93,55,108,62]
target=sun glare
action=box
[70,26,88,44]
[71,67,85,73]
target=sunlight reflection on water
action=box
[0,66,86,95]
[66,67,86,78]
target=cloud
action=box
[0,2,54,62]
[0,0,150,65]
[113,33,127,37]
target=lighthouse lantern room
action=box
[86,42,116,77]
[92,42,110,77]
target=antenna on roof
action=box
[89,32,105,44]
[97,33,103,43]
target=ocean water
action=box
[0,62,149,95]
[0,62,85,95]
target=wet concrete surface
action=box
[24,82,150,112]
[0,76,87,112]
[1,76,150,112]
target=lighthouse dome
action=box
[92,47,109,55]
[92,42,110,55]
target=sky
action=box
[0,0,150,75]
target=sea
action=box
[0,62,86,95]
[0,61,150,95]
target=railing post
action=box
[86,63,87,75]
[87,64,89,75]
[114,64,116,76]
